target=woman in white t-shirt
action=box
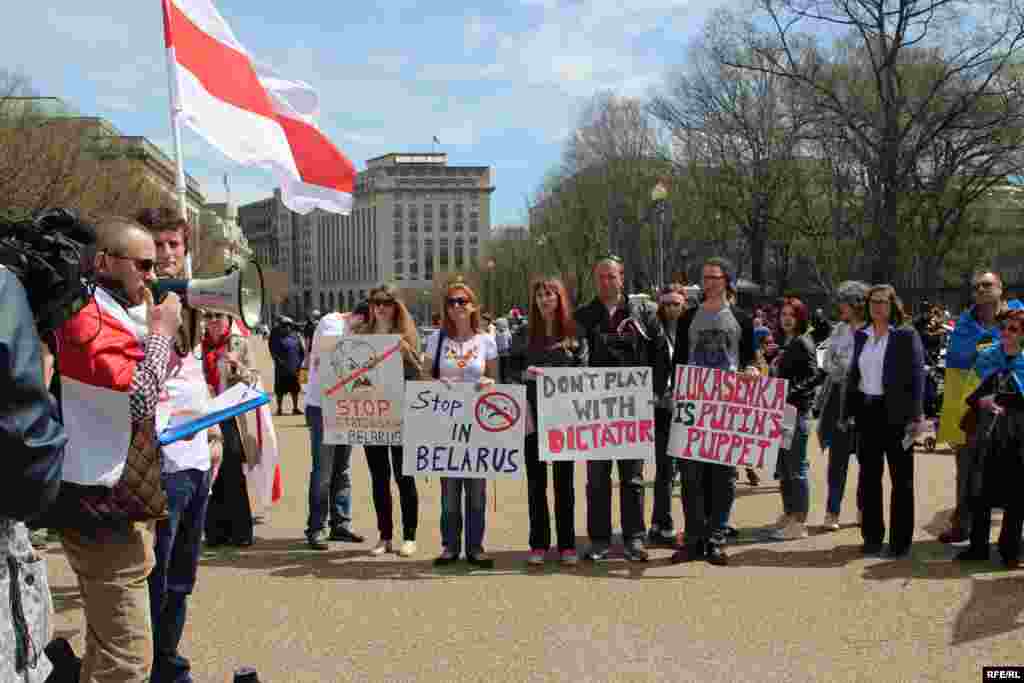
[426,281,499,568]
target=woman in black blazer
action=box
[843,285,926,557]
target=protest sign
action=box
[319,334,404,445]
[402,381,525,480]
[537,367,655,462]
[668,365,789,471]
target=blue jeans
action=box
[305,405,352,536]
[149,468,211,683]
[777,414,811,516]
[441,478,486,556]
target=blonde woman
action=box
[350,285,423,557]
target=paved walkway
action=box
[45,344,1023,682]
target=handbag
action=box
[50,416,168,527]
[77,416,168,523]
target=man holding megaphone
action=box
[136,207,222,683]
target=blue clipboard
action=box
[158,392,270,446]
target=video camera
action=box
[0,209,96,337]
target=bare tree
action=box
[0,70,167,219]
[651,30,814,291]
[717,0,1024,282]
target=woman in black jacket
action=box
[767,298,820,541]
[508,277,588,566]
[843,285,925,557]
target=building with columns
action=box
[241,153,495,323]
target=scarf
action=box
[974,344,1024,396]
[947,300,1023,370]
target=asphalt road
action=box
[44,343,1024,682]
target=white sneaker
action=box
[397,540,417,557]
[823,513,840,531]
[768,521,808,541]
[369,539,392,556]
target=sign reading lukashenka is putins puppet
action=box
[668,365,790,472]
[319,334,404,445]
[537,367,656,462]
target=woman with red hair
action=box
[508,277,589,566]
[766,297,820,541]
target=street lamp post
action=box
[486,258,497,315]
[651,180,670,290]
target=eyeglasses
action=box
[371,298,396,307]
[661,301,685,308]
[106,252,156,273]
[447,297,471,307]
[702,274,726,281]
[975,281,997,291]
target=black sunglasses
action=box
[447,297,471,307]
[107,252,156,273]
[371,298,396,307]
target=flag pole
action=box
[163,3,194,276]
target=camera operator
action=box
[0,265,67,682]
[55,217,182,683]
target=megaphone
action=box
[150,259,264,329]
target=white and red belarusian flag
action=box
[162,0,356,214]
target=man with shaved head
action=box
[54,216,183,682]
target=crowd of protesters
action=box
[16,202,1024,683]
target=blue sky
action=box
[4,1,722,224]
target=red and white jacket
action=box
[56,287,172,486]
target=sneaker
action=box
[397,540,417,557]
[560,549,579,566]
[369,539,392,556]
[955,547,989,562]
[329,528,365,543]
[822,513,840,531]
[433,551,459,566]
[746,468,761,486]
[623,541,649,562]
[705,544,729,566]
[938,528,968,544]
[307,530,329,551]
[527,549,546,566]
[647,528,678,548]
[771,513,791,529]
[768,521,808,541]
[585,544,610,562]
[467,552,494,569]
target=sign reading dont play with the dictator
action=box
[668,365,789,471]
[537,367,655,462]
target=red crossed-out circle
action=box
[475,391,521,432]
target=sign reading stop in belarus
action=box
[402,382,526,480]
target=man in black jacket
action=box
[574,255,662,561]
[669,257,757,566]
